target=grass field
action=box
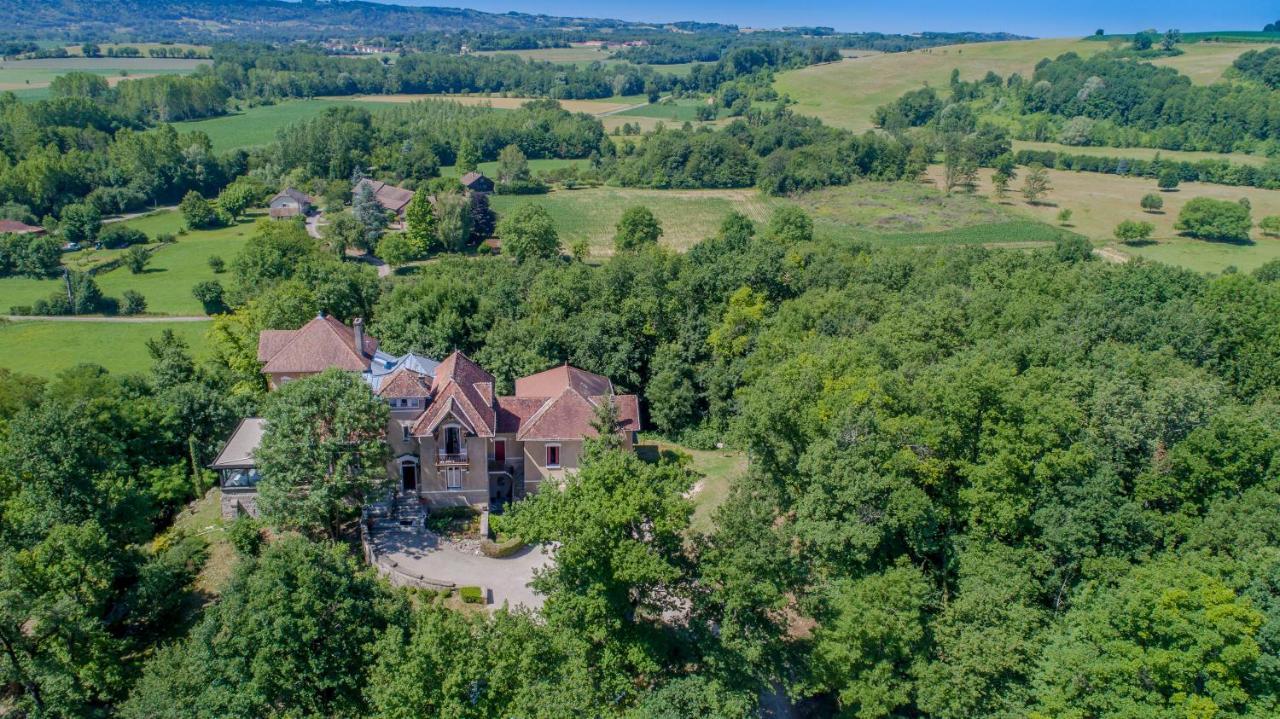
[615,98,715,122]
[924,165,1280,273]
[1012,140,1271,167]
[0,319,212,378]
[775,38,1106,133]
[1150,42,1278,84]
[321,93,643,115]
[488,181,1071,258]
[0,210,258,315]
[0,56,206,91]
[171,100,396,152]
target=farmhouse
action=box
[460,171,494,194]
[267,187,314,219]
[354,178,414,219]
[213,314,640,519]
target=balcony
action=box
[436,448,468,465]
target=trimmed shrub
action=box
[459,586,485,604]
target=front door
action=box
[494,439,505,463]
[401,463,416,492]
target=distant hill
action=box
[0,0,692,42]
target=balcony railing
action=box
[436,448,468,464]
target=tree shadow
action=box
[1120,239,1158,248]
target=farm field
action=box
[775,38,1107,132]
[487,181,1072,258]
[0,210,258,315]
[923,165,1280,273]
[0,56,206,91]
[0,319,212,378]
[1149,42,1277,83]
[171,100,397,152]
[615,97,715,122]
[320,93,644,115]
[1012,140,1271,167]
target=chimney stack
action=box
[353,318,366,357]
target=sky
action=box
[387,0,1276,37]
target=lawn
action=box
[0,319,212,378]
[164,488,237,601]
[775,38,1106,132]
[171,99,396,153]
[639,436,747,534]
[0,209,258,315]
[923,165,1280,273]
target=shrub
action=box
[155,232,176,244]
[228,517,264,557]
[1114,219,1155,243]
[207,255,225,273]
[480,534,525,558]
[123,245,150,274]
[192,280,226,314]
[1175,197,1253,241]
[121,289,147,315]
[1057,208,1073,226]
[1260,215,1280,237]
[1140,193,1164,212]
[458,586,484,604]
[179,190,218,229]
[98,224,148,249]
[1157,167,1180,190]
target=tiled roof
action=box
[411,351,496,437]
[0,219,44,234]
[512,388,641,442]
[515,364,614,398]
[496,396,547,434]
[258,315,378,374]
[375,367,432,398]
[271,187,312,205]
[355,178,413,213]
[460,171,490,187]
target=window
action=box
[389,398,421,409]
[401,424,411,441]
[445,467,463,489]
[546,444,561,468]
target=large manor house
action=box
[211,314,641,519]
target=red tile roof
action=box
[0,220,44,234]
[411,351,496,437]
[355,178,413,214]
[258,315,378,374]
[375,367,432,398]
[511,388,641,442]
[515,364,613,398]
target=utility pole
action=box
[63,267,73,314]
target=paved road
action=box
[3,315,209,323]
[371,527,551,610]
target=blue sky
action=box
[388,0,1276,37]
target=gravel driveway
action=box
[370,527,551,610]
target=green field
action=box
[0,210,258,316]
[0,319,212,378]
[487,181,1070,258]
[0,56,206,92]
[171,100,396,153]
[775,38,1106,133]
[615,98,715,122]
[1012,140,1270,167]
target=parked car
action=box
[61,241,81,252]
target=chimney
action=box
[353,318,366,357]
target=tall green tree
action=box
[497,203,559,262]
[403,189,437,254]
[613,205,663,253]
[255,369,391,539]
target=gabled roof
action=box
[258,315,378,374]
[209,418,265,469]
[460,171,490,187]
[375,367,432,398]
[271,187,312,205]
[511,388,641,442]
[355,178,413,213]
[515,364,613,398]
[410,351,496,437]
